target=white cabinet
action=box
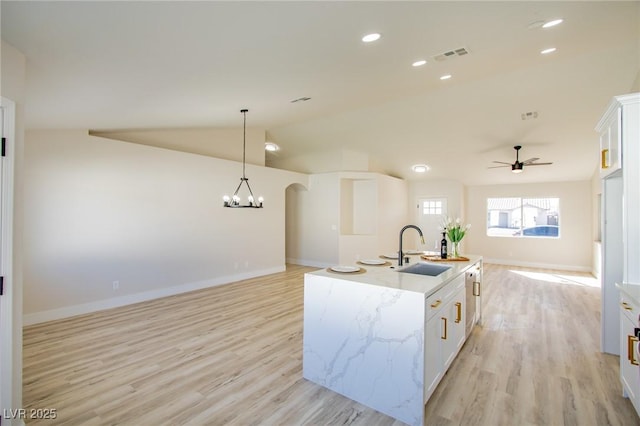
[442,284,466,369]
[424,274,465,402]
[599,93,640,355]
[424,309,443,400]
[619,293,640,416]
[598,93,640,284]
[597,105,622,178]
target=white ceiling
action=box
[2,1,639,185]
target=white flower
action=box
[441,217,471,243]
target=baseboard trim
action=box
[286,257,331,269]
[484,258,592,273]
[23,266,285,326]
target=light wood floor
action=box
[23,264,640,426]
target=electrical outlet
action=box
[112,280,119,291]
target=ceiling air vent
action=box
[433,47,470,62]
[521,111,539,120]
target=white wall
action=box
[376,174,409,257]
[268,147,370,174]
[92,127,266,166]
[408,179,465,250]
[23,130,307,323]
[285,171,407,266]
[465,181,592,271]
[285,173,340,267]
[1,38,26,423]
[631,69,640,92]
[339,173,408,264]
[591,170,602,278]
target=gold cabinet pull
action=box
[628,335,639,366]
[430,299,442,308]
[441,317,447,340]
[455,302,462,323]
[473,281,481,296]
[621,302,633,311]
[601,148,609,169]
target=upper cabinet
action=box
[597,104,622,178]
[599,93,639,356]
[598,93,640,284]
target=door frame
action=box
[416,197,448,252]
[0,97,16,422]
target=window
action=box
[487,197,560,238]
[422,200,443,215]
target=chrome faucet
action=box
[398,225,425,266]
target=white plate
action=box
[405,250,424,255]
[360,259,386,265]
[382,253,399,259]
[330,265,361,273]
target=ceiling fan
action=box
[489,145,552,174]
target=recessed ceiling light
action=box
[412,164,430,173]
[542,18,563,28]
[265,142,280,152]
[540,47,557,55]
[440,74,452,80]
[412,60,427,67]
[527,20,545,30]
[362,33,381,43]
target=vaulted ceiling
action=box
[2,1,639,185]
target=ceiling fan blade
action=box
[522,157,540,164]
[492,161,512,165]
[525,162,553,166]
[488,165,510,169]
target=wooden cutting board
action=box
[421,255,470,262]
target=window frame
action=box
[422,200,443,216]
[486,197,560,239]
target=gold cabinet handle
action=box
[621,302,633,311]
[601,148,609,169]
[628,335,639,366]
[430,299,442,308]
[441,317,447,340]
[473,281,481,296]
[455,302,462,323]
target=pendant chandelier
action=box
[223,109,263,208]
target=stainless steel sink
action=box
[398,263,451,276]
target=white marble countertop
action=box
[307,254,482,296]
[616,282,640,306]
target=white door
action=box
[417,198,448,253]
[0,104,5,417]
[0,97,15,423]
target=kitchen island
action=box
[303,255,482,426]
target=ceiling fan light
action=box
[412,164,430,173]
[512,162,524,173]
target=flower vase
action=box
[451,241,460,258]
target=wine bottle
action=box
[440,230,448,259]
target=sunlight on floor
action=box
[510,270,600,288]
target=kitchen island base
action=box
[303,256,481,426]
